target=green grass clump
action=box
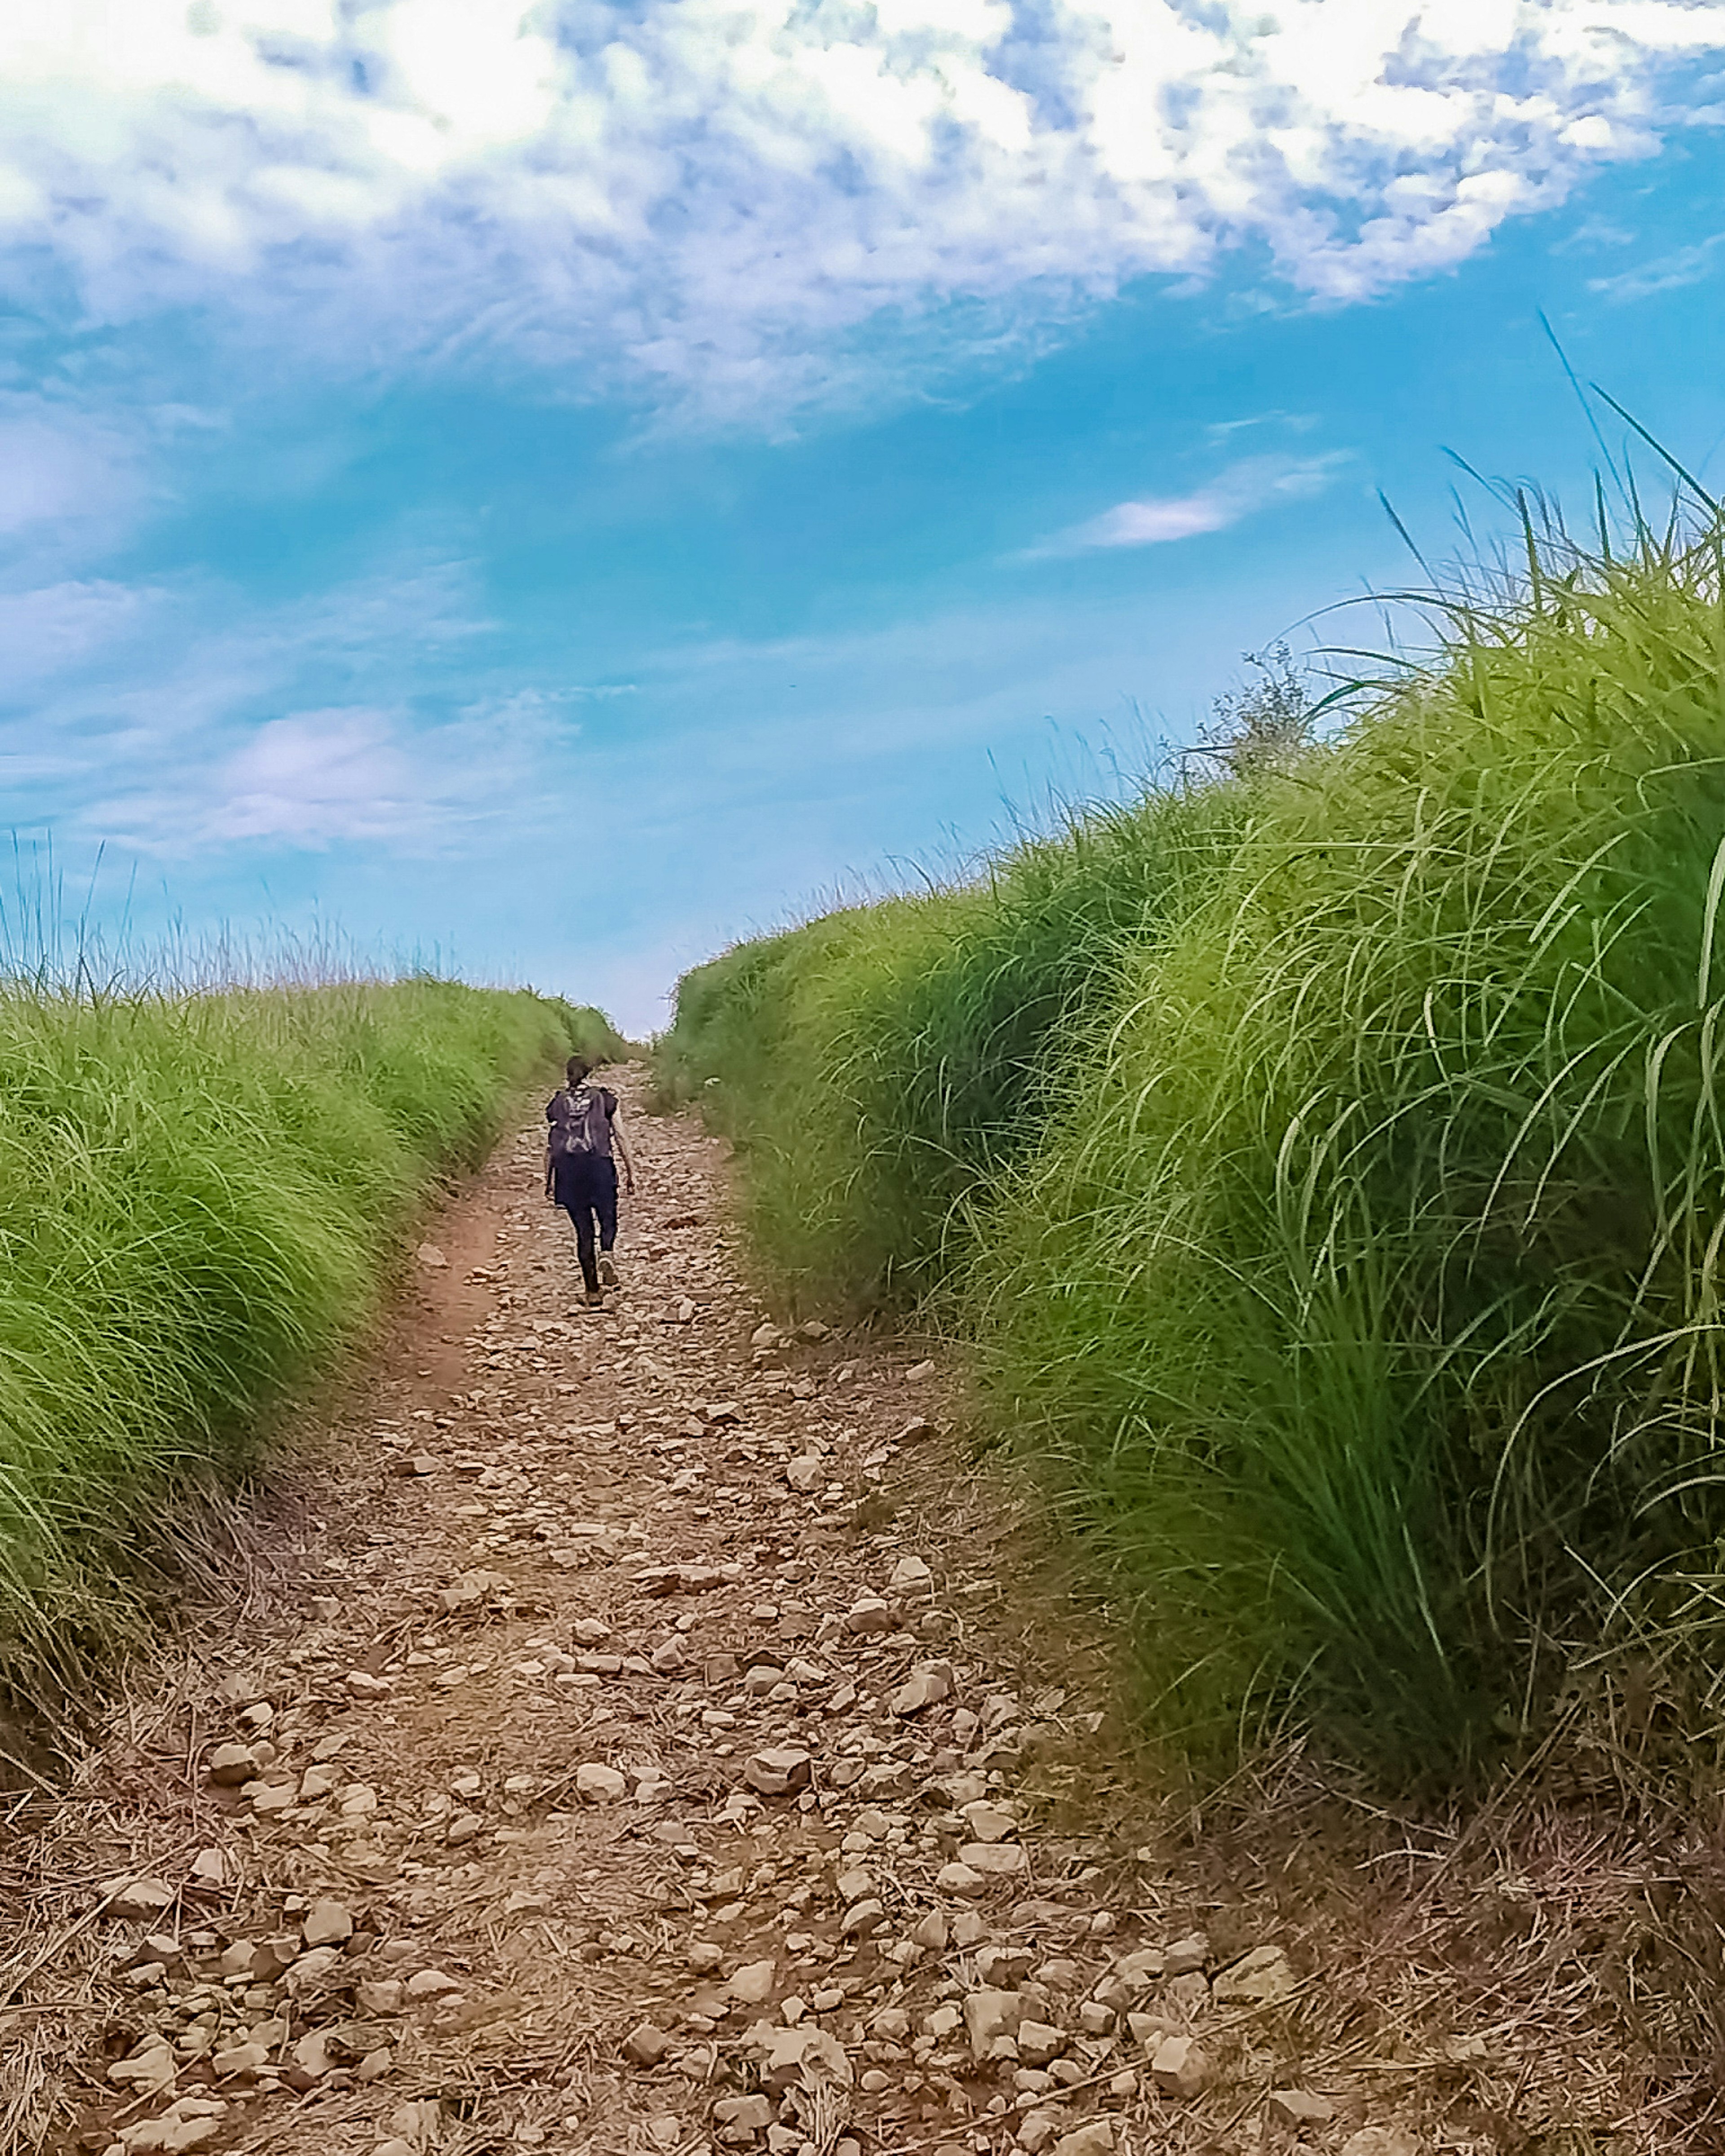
[667,509,1725,1783]
[974,523,1725,1777]
[656,786,1243,1308]
[0,975,593,1728]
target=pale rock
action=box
[301,1899,353,1948]
[388,2100,444,2147]
[1150,2032,1210,2099]
[416,1243,447,1268]
[374,2143,415,2156]
[292,2029,340,2078]
[870,2006,911,2040]
[975,1946,1031,1986]
[1077,2000,1115,2036]
[445,1811,485,1846]
[346,1671,391,1699]
[962,1988,1022,2059]
[188,1848,227,1891]
[575,1762,628,1803]
[1016,2019,1066,2066]
[959,1798,1016,1843]
[624,2022,674,2066]
[1340,2134,1421,2156]
[401,1456,439,1478]
[936,1861,986,1898]
[1267,2090,1336,2128]
[298,1764,340,1801]
[1163,1932,1210,1976]
[743,1747,812,1796]
[571,1617,611,1645]
[713,2094,774,2137]
[844,1596,895,1636]
[358,1979,404,2013]
[905,1360,937,1381]
[757,2023,853,2090]
[108,2040,177,2094]
[894,1414,937,1442]
[922,2003,963,2040]
[287,1944,344,1987]
[888,1664,952,1717]
[207,1744,257,1788]
[211,2042,270,2080]
[729,1959,778,2005]
[102,1877,176,1923]
[358,2046,394,2082]
[651,1637,687,1674]
[835,1866,873,1902]
[1053,2126,1114,2156]
[888,1554,933,1595]
[217,1941,257,1978]
[1017,2112,1062,2155]
[404,1968,463,2001]
[1114,1947,1164,1991]
[841,1898,884,1938]
[688,1942,724,1974]
[959,1842,1026,1876]
[785,1457,824,1494]
[1213,1943,1295,2006]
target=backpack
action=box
[548,1082,608,1161]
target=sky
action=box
[2,4,1725,1034]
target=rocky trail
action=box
[0,1078,1688,2156]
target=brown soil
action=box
[0,1074,1718,2156]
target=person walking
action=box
[544,1055,635,1307]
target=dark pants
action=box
[554,1153,618,1293]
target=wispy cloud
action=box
[1025,456,1348,560]
[1589,232,1725,302]
[0,557,574,858]
[0,4,1719,419]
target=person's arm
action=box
[544,1095,558,1199]
[608,1095,636,1194]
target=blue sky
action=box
[2,5,1724,1032]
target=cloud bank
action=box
[2,2,1721,414]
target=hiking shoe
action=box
[597,1253,619,1288]
[584,1289,604,1308]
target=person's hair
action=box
[566,1054,593,1083]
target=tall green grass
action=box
[0,975,615,1734]
[657,785,1244,1308]
[666,511,1725,1783]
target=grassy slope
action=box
[663,524,1725,1782]
[0,978,621,1725]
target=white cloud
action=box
[0,556,562,856]
[0,3,1719,415]
[1589,230,1725,300]
[206,709,417,844]
[1027,454,1347,557]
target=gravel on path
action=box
[2,1077,1435,2156]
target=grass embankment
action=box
[0,977,622,1734]
[660,520,1725,1784]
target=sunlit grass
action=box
[0,968,620,1731]
[663,503,1725,1783]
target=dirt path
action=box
[0,1077,1672,2156]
